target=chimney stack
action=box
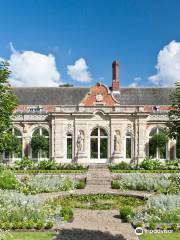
[112,60,120,91]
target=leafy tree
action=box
[31,135,49,155]
[0,61,17,157]
[149,132,168,156]
[168,82,180,139]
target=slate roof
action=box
[13,87,90,105]
[13,87,174,106]
[113,88,174,105]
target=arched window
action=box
[90,128,108,159]
[67,133,73,159]
[4,128,22,160]
[176,137,180,159]
[126,133,132,159]
[31,128,49,159]
[149,127,167,159]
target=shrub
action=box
[0,170,19,190]
[35,220,44,230]
[111,180,120,189]
[45,220,54,229]
[58,163,86,170]
[140,158,161,170]
[171,223,177,231]
[120,206,133,222]
[38,159,58,170]
[110,162,130,170]
[149,222,156,230]
[60,206,73,221]
[14,157,35,170]
[75,180,86,189]
[161,224,168,230]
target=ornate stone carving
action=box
[96,93,103,102]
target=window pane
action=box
[126,138,131,158]
[32,149,38,158]
[149,128,157,136]
[41,150,49,158]
[177,137,180,159]
[91,128,98,136]
[100,138,107,158]
[67,138,72,159]
[14,128,21,137]
[33,129,40,136]
[100,128,107,136]
[149,139,156,158]
[42,129,49,137]
[91,138,98,158]
[159,145,166,159]
[5,152,12,159]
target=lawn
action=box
[50,194,144,210]
[10,232,56,240]
[139,233,180,240]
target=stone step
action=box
[87,180,111,185]
[88,164,108,169]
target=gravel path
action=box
[55,209,138,240]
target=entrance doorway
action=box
[90,128,108,163]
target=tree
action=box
[168,82,180,139]
[0,61,18,157]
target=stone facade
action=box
[4,60,179,164]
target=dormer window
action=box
[28,106,42,113]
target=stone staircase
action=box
[86,164,111,189]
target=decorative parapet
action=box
[12,113,48,122]
[147,113,169,122]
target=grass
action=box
[50,194,144,210]
[139,233,180,240]
[9,232,56,240]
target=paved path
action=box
[39,166,152,239]
[55,209,138,240]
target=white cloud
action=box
[7,43,61,87]
[149,41,180,86]
[67,58,92,83]
[129,82,138,87]
[128,76,142,87]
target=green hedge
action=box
[14,169,87,174]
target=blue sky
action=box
[0,0,180,87]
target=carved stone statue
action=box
[114,130,121,152]
[77,130,84,152]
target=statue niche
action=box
[77,130,84,153]
[114,130,121,153]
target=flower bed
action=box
[0,170,86,194]
[0,190,73,230]
[132,194,180,230]
[111,173,180,194]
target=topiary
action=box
[60,206,74,222]
[120,206,133,222]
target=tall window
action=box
[32,128,49,159]
[67,133,73,159]
[90,128,108,159]
[149,127,167,159]
[126,133,132,159]
[4,128,22,160]
[176,137,180,159]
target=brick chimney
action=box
[112,60,120,91]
